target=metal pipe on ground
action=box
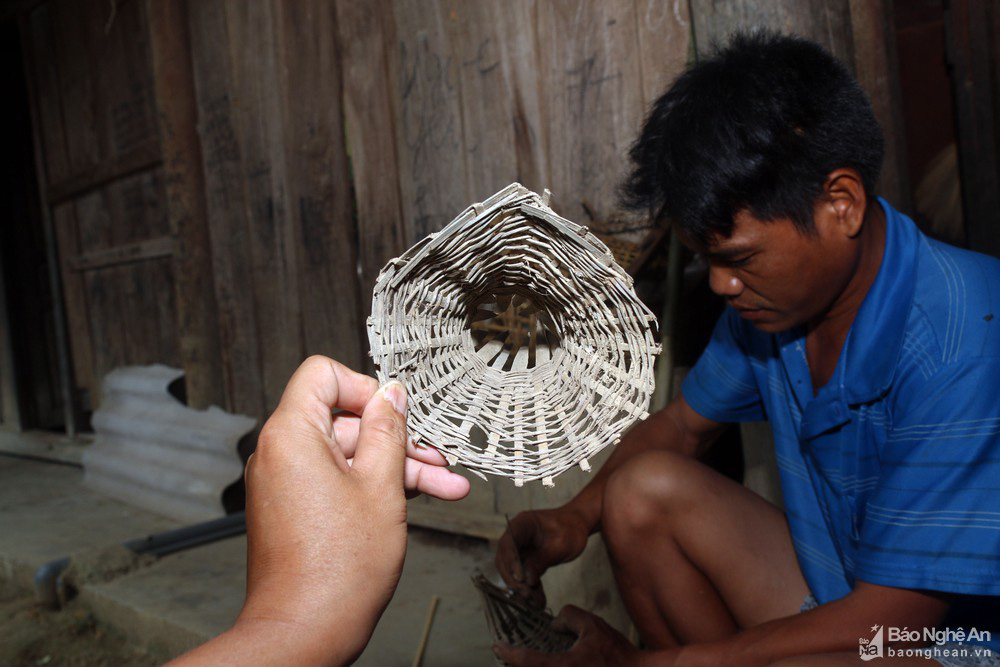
[34,511,246,608]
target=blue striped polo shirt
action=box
[682,198,1000,645]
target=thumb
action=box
[551,605,589,637]
[352,380,408,489]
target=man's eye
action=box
[727,256,752,268]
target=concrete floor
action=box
[0,453,497,664]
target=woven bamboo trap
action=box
[472,574,576,662]
[367,183,660,487]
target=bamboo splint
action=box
[471,574,576,663]
[367,183,660,487]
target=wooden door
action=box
[21,0,180,414]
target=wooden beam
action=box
[406,501,507,542]
[67,236,175,272]
[0,430,92,465]
[45,140,162,205]
[145,0,226,410]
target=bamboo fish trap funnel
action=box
[471,574,576,661]
[367,183,660,487]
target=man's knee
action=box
[602,450,706,541]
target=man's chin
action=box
[732,306,798,332]
[744,315,794,333]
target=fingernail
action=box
[382,380,407,415]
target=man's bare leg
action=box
[602,449,810,649]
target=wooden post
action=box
[946,0,1000,258]
[0,246,22,431]
[18,10,79,437]
[850,0,913,212]
[145,0,225,409]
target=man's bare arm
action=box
[655,582,950,666]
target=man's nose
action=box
[708,266,744,297]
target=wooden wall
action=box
[19,0,697,419]
[20,0,919,425]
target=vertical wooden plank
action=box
[441,1,549,198]
[73,189,128,403]
[101,171,181,370]
[106,176,152,368]
[24,3,72,185]
[21,5,83,429]
[146,0,226,409]
[494,0,551,195]
[0,246,22,430]
[97,0,160,163]
[689,0,855,65]
[223,0,304,413]
[187,0,265,416]
[335,0,407,311]
[273,0,365,372]
[71,178,120,396]
[947,0,1000,258]
[633,0,693,109]
[50,203,93,407]
[849,0,912,211]
[50,0,103,176]
[390,0,469,241]
[441,1,520,198]
[533,0,649,223]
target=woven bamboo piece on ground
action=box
[471,574,576,663]
[367,183,660,487]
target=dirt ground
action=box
[0,581,166,667]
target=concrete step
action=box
[79,537,246,657]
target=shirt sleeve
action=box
[855,358,1000,595]
[681,308,766,423]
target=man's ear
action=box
[819,168,868,238]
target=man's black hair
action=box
[620,31,885,244]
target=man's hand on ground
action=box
[496,508,592,608]
[494,605,644,666]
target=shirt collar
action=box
[777,198,920,440]
[840,197,919,404]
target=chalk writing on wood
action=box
[199,94,243,208]
[565,53,623,195]
[399,38,460,172]
[397,31,465,238]
[110,84,155,157]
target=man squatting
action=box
[495,32,1000,667]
